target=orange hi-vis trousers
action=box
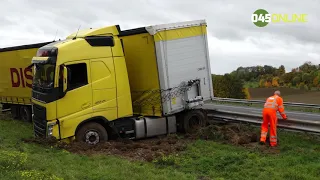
[260,109,278,146]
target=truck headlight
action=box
[47,121,57,136]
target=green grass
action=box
[1,114,320,180]
[0,119,193,180]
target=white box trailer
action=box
[119,19,213,117]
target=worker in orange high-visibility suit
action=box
[260,90,287,147]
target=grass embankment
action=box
[1,113,320,180]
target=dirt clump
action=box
[190,123,259,145]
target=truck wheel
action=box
[75,122,108,145]
[182,110,207,134]
[20,106,32,122]
[11,105,21,120]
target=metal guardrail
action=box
[207,109,320,134]
[212,97,320,109]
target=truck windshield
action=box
[33,64,55,89]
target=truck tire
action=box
[11,105,21,120]
[19,106,32,122]
[75,122,108,145]
[182,110,207,134]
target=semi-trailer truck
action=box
[30,19,214,145]
[0,42,52,121]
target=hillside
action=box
[249,87,320,104]
[212,61,320,104]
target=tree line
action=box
[212,74,249,99]
[231,61,320,90]
[212,61,320,99]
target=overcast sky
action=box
[1,0,319,74]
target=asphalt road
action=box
[203,103,320,121]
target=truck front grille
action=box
[32,104,47,137]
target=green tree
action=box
[302,73,312,84]
[282,72,295,85]
[299,82,306,90]
[278,65,286,75]
[264,65,275,75]
[259,79,265,87]
[292,76,301,86]
[299,61,317,73]
[212,74,246,99]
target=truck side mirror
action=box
[63,66,68,92]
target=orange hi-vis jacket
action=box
[263,95,287,119]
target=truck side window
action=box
[66,63,88,90]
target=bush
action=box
[298,83,308,90]
[287,83,292,88]
[212,74,246,99]
[306,85,310,90]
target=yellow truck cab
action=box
[31,20,213,145]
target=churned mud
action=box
[23,123,282,161]
[23,135,189,162]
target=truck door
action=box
[90,58,117,120]
[56,60,93,126]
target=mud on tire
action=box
[11,105,21,119]
[75,122,108,145]
[181,110,207,134]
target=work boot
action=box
[259,141,266,145]
[270,143,277,147]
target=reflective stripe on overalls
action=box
[270,136,277,143]
[264,96,278,110]
[260,131,267,140]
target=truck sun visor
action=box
[36,48,58,57]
